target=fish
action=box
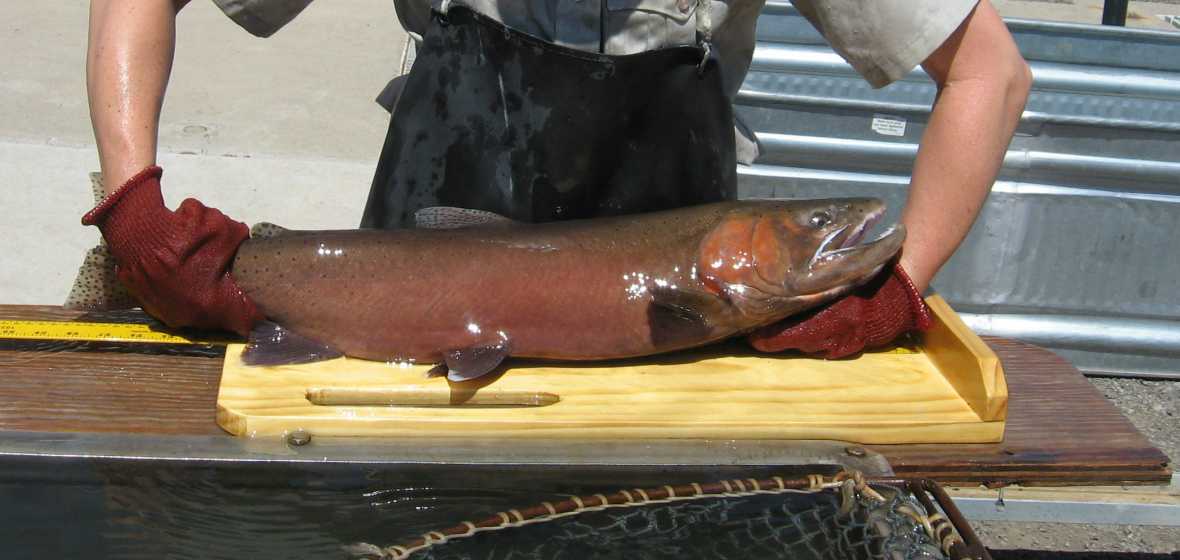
[229,199,904,381]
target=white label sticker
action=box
[871,114,907,137]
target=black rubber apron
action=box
[360,6,736,228]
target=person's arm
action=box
[900,0,1032,293]
[83,0,263,336]
[749,0,1031,358]
[88,0,190,192]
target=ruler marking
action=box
[0,320,233,345]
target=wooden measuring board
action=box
[1,305,1165,485]
[216,296,1007,444]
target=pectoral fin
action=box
[649,286,730,326]
[414,207,517,229]
[241,322,343,366]
[647,286,732,347]
[441,338,511,382]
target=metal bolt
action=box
[286,430,312,447]
[844,446,866,457]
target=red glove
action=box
[747,262,933,359]
[81,166,262,336]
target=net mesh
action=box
[350,472,955,560]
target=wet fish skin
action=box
[231,199,904,379]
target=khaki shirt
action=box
[213,0,978,160]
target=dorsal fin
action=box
[414,207,517,229]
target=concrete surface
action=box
[0,1,1176,557]
[7,1,1180,306]
[1,0,401,305]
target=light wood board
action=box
[216,296,1006,443]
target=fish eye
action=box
[808,211,832,229]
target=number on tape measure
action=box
[0,320,231,345]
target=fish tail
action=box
[64,172,292,310]
[64,173,137,310]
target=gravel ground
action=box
[1090,378,1180,466]
[977,520,1180,555]
[970,377,1179,557]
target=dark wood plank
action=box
[871,338,1171,485]
[0,306,226,436]
[0,305,1170,485]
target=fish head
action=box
[697,198,905,322]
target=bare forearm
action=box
[87,0,188,193]
[900,0,1031,293]
[900,72,1028,292]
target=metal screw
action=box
[286,430,312,447]
[844,446,866,457]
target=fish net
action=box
[348,471,964,560]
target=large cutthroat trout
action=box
[231,199,905,381]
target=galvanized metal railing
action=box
[738,2,1180,378]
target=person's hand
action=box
[747,262,932,359]
[81,165,263,336]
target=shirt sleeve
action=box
[791,0,980,88]
[211,0,314,38]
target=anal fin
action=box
[241,322,343,366]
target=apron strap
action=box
[695,0,712,44]
[695,0,713,73]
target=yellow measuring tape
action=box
[0,319,233,345]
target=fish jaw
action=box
[754,198,905,297]
[796,222,905,295]
[696,199,905,324]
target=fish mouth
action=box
[811,205,885,263]
[803,207,905,291]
